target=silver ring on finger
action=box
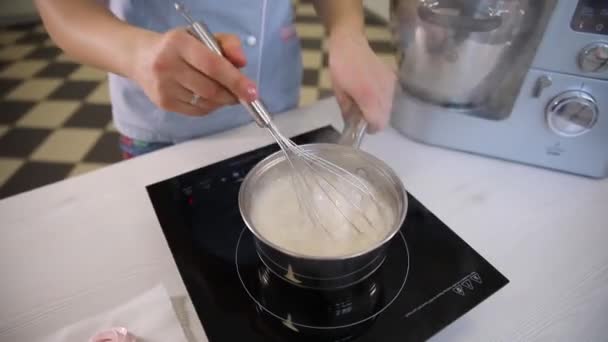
[190,93,200,106]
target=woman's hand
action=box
[327,29,396,133]
[131,28,258,116]
[35,1,257,117]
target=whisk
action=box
[175,3,381,236]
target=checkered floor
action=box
[0,2,395,200]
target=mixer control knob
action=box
[578,42,608,73]
[546,91,599,137]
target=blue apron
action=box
[107,0,302,143]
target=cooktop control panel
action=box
[571,0,608,35]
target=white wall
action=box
[364,0,390,21]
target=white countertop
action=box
[1,97,607,341]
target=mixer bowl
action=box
[390,0,530,108]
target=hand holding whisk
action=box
[175,2,384,237]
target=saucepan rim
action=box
[238,142,408,261]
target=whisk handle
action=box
[174,2,272,128]
[338,104,367,148]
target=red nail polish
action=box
[246,84,258,101]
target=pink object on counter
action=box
[89,327,136,342]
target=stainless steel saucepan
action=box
[238,112,408,290]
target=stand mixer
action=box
[389,0,608,178]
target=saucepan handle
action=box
[338,103,367,148]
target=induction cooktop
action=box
[146,126,509,341]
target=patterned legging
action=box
[119,135,173,160]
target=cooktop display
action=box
[146,126,509,341]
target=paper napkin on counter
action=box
[40,284,188,342]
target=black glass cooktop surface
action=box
[146,126,509,342]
